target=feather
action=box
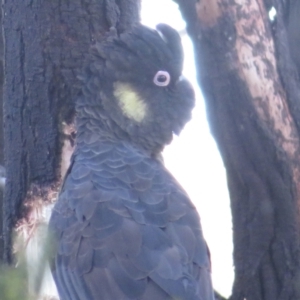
[49,23,214,300]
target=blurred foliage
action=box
[0,229,57,300]
[0,258,31,300]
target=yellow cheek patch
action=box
[113,82,147,122]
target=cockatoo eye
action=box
[153,70,171,86]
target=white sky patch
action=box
[142,0,234,297]
[269,7,277,21]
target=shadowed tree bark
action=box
[0,5,5,262]
[2,0,140,265]
[174,0,300,299]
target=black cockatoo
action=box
[49,23,215,300]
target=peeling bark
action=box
[175,0,300,299]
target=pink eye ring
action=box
[153,70,171,87]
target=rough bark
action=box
[0,4,4,262]
[174,0,300,299]
[2,0,140,263]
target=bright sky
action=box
[141,0,234,297]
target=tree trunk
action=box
[0,4,5,262]
[2,0,140,265]
[174,0,300,299]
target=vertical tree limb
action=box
[0,4,4,262]
[175,0,300,298]
[2,0,140,265]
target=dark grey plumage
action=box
[49,23,214,300]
